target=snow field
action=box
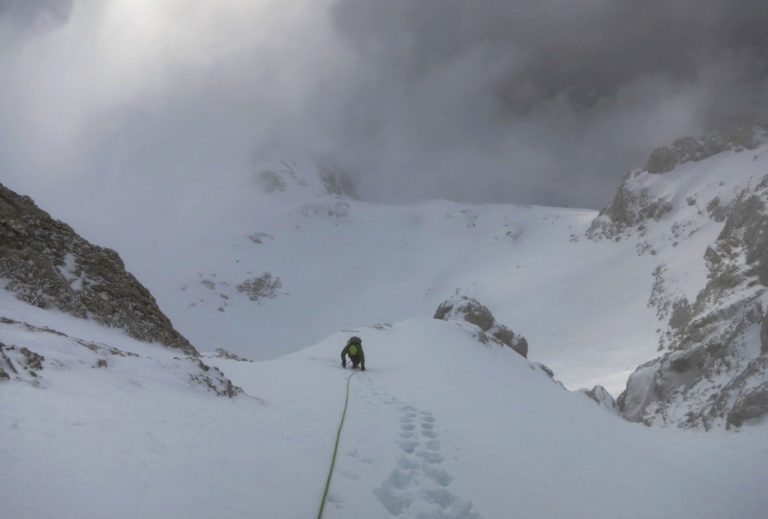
[2,299,767,518]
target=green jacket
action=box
[341,342,365,367]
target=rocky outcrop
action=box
[318,163,358,198]
[434,294,528,358]
[207,348,254,363]
[585,170,673,240]
[236,273,283,302]
[586,124,768,241]
[0,183,196,355]
[0,317,241,397]
[645,124,768,174]
[581,385,619,415]
[618,180,768,428]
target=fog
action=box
[1,0,767,223]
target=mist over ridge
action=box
[1,0,767,216]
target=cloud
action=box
[1,0,767,219]
[328,0,768,205]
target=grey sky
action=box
[1,0,767,216]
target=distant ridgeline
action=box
[0,183,196,355]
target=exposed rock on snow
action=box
[318,163,357,198]
[581,385,619,415]
[0,316,241,397]
[206,348,254,363]
[0,183,195,355]
[645,124,767,174]
[1,342,45,384]
[248,232,274,245]
[188,358,243,398]
[257,170,286,193]
[300,201,350,222]
[611,153,768,427]
[434,294,528,358]
[585,170,673,240]
[586,124,768,241]
[236,273,283,302]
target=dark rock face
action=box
[722,357,768,427]
[319,163,358,198]
[585,170,673,240]
[645,124,768,174]
[0,183,196,355]
[434,294,528,358]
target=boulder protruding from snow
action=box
[581,385,619,415]
[434,294,528,358]
[207,348,254,363]
[0,183,196,355]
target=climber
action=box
[341,336,365,371]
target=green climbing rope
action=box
[317,371,356,519]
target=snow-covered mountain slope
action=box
[4,127,768,429]
[2,299,766,519]
[586,125,768,427]
[65,158,659,396]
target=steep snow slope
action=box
[2,298,766,519]
[587,128,768,427]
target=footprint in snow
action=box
[416,450,444,465]
[375,404,481,518]
[326,492,344,510]
[424,466,453,487]
[336,468,360,481]
[373,484,414,516]
[398,456,420,470]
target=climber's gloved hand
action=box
[361,365,365,371]
[342,360,346,368]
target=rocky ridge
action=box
[587,126,768,428]
[0,183,196,355]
